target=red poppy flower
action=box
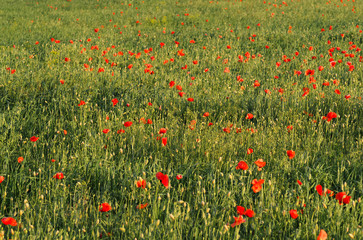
[289,209,298,219]
[317,229,328,240]
[203,112,209,117]
[286,150,295,159]
[136,179,146,189]
[246,113,254,119]
[0,176,4,184]
[156,172,169,188]
[124,121,133,127]
[254,159,266,168]
[251,179,264,193]
[287,125,293,132]
[169,81,175,88]
[230,215,246,228]
[53,172,64,179]
[99,203,112,212]
[236,206,245,215]
[176,175,183,180]
[297,180,302,186]
[223,128,230,133]
[236,161,248,170]
[245,209,255,218]
[30,136,39,142]
[335,192,351,205]
[78,100,86,106]
[137,203,148,209]
[159,128,167,135]
[316,185,323,196]
[64,57,70,62]
[117,129,125,134]
[1,217,17,226]
[102,129,110,134]
[18,157,24,163]
[178,92,185,97]
[162,137,167,146]
[187,98,194,102]
[247,148,253,155]
[111,98,118,106]
[60,79,65,84]
[326,112,337,121]
[344,95,351,100]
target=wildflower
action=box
[99,203,112,212]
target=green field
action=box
[0,0,362,239]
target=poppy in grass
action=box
[30,136,39,142]
[102,129,110,134]
[246,113,254,119]
[78,100,86,106]
[287,125,293,132]
[297,180,302,186]
[251,179,264,193]
[111,98,118,106]
[117,129,125,134]
[159,128,167,134]
[335,192,351,205]
[236,161,248,170]
[176,175,183,180]
[316,185,323,195]
[124,121,133,127]
[289,209,298,219]
[247,148,253,155]
[136,179,146,189]
[286,150,295,159]
[245,209,255,218]
[255,159,266,168]
[156,172,169,188]
[223,128,230,133]
[203,112,209,117]
[137,203,148,209]
[237,206,245,215]
[0,176,4,184]
[317,230,328,240]
[187,98,194,102]
[99,203,112,212]
[60,79,65,84]
[230,215,246,227]
[162,137,167,146]
[169,81,175,88]
[326,112,337,121]
[18,157,24,163]
[53,172,64,179]
[1,217,17,226]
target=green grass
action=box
[0,0,362,239]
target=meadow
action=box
[0,0,362,239]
